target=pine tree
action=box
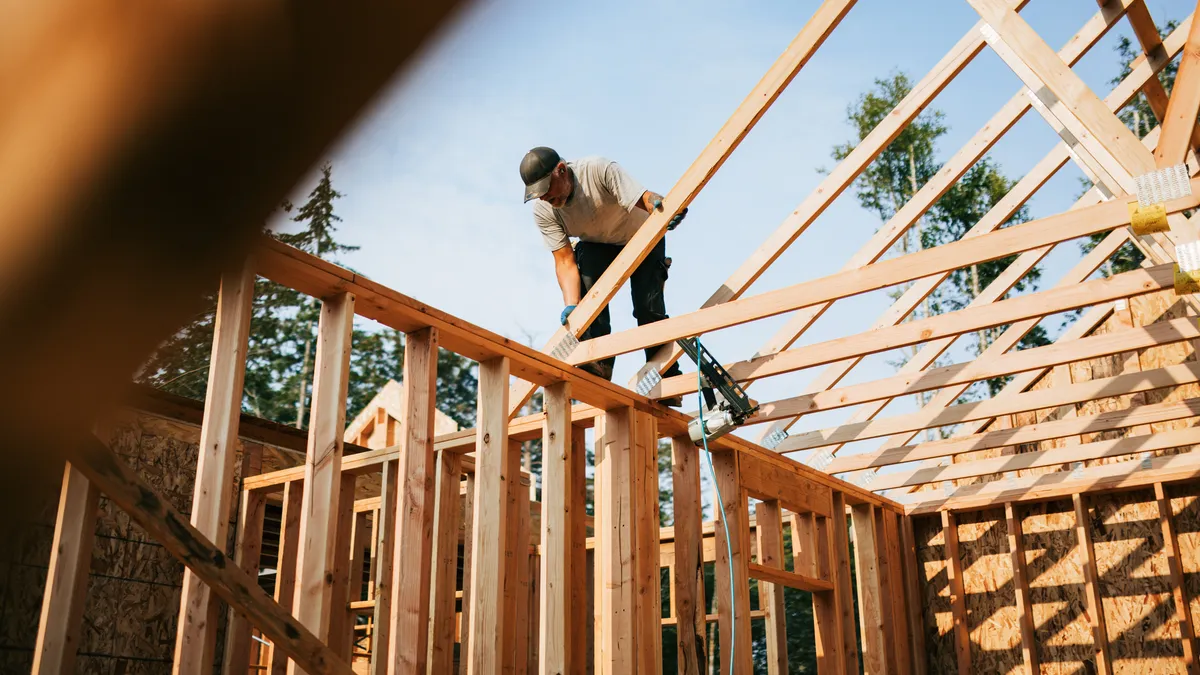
[924,159,1049,395]
[833,72,1047,400]
[137,163,479,430]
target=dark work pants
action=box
[574,238,684,382]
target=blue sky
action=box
[272,0,1196,455]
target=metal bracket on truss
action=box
[1136,164,1191,206]
[761,427,790,450]
[634,368,662,397]
[1069,462,1085,480]
[807,449,834,472]
[1175,240,1200,294]
[549,332,579,362]
[1129,164,1190,236]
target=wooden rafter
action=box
[752,316,1198,425]
[506,0,859,417]
[1156,4,1200,166]
[651,264,1177,403]
[636,0,1161,405]
[571,186,1200,366]
[631,0,1035,386]
[779,362,1200,453]
[972,0,1200,248]
[743,13,1195,446]
[830,397,1200,475]
[902,446,1200,514]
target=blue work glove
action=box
[560,305,576,326]
[652,198,688,230]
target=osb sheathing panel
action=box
[915,489,1200,675]
[1130,293,1200,444]
[1090,489,1186,674]
[952,413,1018,488]
[986,290,1200,492]
[1011,499,1093,674]
[1167,482,1200,657]
[958,508,1024,674]
[914,514,958,674]
[1068,318,1140,449]
[0,407,298,674]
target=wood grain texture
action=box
[712,449,752,675]
[32,463,100,675]
[539,382,572,675]
[811,512,845,674]
[596,407,636,674]
[221,479,267,675]
[672,436,708,675]
[941,511,971,675]
[1075,493,1113,675]
[831,492,860,674]
[853,504,888,675]
[69,436,355,675]
[1157,482,1199,675]
[388,327,440,675]
[369,461,397,675]
[174,261,255,675]
[290,292,355,675]
[273,481,305,675]
[1006,503,1039,675]
[1155,9,1200,166]
[428,450,462,674]
[466,357,512,675]
[568,428,589,675]
[753,501,788,675]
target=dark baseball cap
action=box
[520,146,561,202]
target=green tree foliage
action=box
[1080,19,1181,275]
[833,73,946,235]
[833,73,1047,397]
[137,163,479,429]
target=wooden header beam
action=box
[252,237,898,510]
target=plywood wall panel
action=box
[0,409,302,674]
[1168,482,1200,661]
[958,508,1024,674]
[915,514,958,674]
[1016,499,1095,674]
[1092,489,1185,674]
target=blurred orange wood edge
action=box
[0,0,467,532]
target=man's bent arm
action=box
[552,245,582,306]
[636,190,663,213]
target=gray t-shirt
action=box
[533,156,648,251]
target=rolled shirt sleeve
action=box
[601,160,647,212]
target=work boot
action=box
[579,360,613,381]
